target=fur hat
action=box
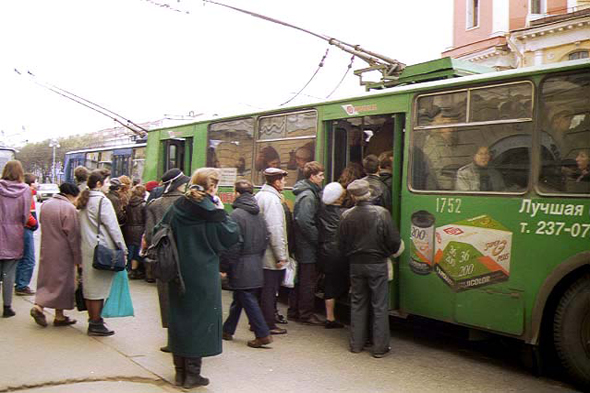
[347,179,370,198]
[322,182,345,205]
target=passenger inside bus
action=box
[562,149,590,193]
[456,146,505,192]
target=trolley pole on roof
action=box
[49,138,60,184]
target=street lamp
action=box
[49,138,60,184]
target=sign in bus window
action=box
[470,83,533,122]
[207,118,255,182]
[417,91,467,127]
[412,123,532,192]
[538,72,590,194]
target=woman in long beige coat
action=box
[76,169,127,336]
[30,183,82,327]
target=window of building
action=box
[412,82,533,193]
[538,72,590,194]
[531,0,545,14]
[568,50,589,61]
[467,0,479,29]
[254,111,317,187]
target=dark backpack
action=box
[145,221,186,294]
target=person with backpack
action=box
[220,180,271,348]
[144,168,190,352]
[156,168,239,389]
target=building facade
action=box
[443,0,590,69]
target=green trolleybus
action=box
[142,58,590,387]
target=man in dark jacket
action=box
[289,161,324,325]
[338,179,404,358]
[361,154,392,212]
[221,180,272,348]
[378,151,394,190]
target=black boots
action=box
[173,356,209,388]
[172,355,184,386]
[87,319,115,336]
[3,306,15,318]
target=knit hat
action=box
[145,181,159,193]
[347,179,370,198]
[322,182,345,205]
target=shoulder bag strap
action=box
[96,197,104,243]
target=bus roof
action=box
[149,58,590,132]
[65,143,147,156]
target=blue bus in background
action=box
[0,147,16,174]
[63,143,147,183]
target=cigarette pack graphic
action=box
[434,215,512,292]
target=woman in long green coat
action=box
[159,167,239,389]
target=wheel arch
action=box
[527,251,590,345]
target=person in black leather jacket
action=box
[361,154,392,212]
[338,179,403,358]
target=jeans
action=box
[223,289,269,338]
[349,263,390,354]
[15,229,35,290]
[0,259,18,307]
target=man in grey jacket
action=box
[289,161,324,325]
[255,167,289,335]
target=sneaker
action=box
[325,320,344,329]
[269,327,287,335]
[247,335,273,348]
[372,347,391,358]
[88,320,115,336]
[15,287,35,296]
[275,312,288,325]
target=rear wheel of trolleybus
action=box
[553,274,590,389]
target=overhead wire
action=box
[280,48,329,107]
[326,55,355,99]
[14,69,148,137]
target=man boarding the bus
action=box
[338,179,403,358]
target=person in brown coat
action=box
[144,168,190,352]
[123,185,146,279]
[30,183,82,327]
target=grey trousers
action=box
[349,263,390,354]
[0,259,18,307]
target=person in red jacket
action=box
[15,173,39,296]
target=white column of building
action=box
[534,49,545,65]
[492,0,510,35]
[567,0,578,12]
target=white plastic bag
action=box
[281,257,297,288]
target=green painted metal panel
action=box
[456,288,524,335]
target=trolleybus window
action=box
[538,71,590,194]
[207,118,255,185]
[132,147,146,181]
[412,82,533,192]
[254,110,317,187]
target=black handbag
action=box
[92,197,126,272]
[75,267,87,311]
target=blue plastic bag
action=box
[102,270,134,318]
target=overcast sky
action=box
[0,0,453,145]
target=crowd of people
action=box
[0,150,404,389]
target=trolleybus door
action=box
[325,113,404,309]
[164,139,186,173]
